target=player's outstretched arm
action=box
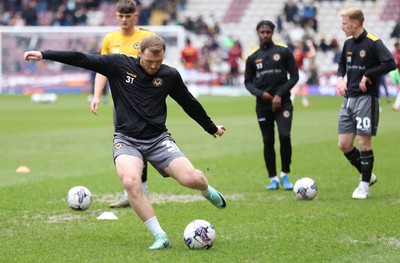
[24,51,43,61]
[212,125,226,138]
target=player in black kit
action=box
[244,20,299,191]
[337,8,396,199]
[24,36,227,250]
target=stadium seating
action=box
[180,0,395,74]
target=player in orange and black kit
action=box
[180,38,199,97]
[337,8,396,199]
[244,20,299,191]
[181,38,199,85]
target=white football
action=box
[183,219,216,249]
[66,186,92,210]
[293,177,318,200]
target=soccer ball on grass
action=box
[66,186,92,210]
[293,177,318,200]
[183,219,216,249]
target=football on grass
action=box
[293,177,318,200]
[66,186,92,210]
[183,219,216,249]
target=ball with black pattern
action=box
[183,219,216,249]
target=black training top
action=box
[244,42,299,104]
[41,50,218,138]
[337,30,396,97]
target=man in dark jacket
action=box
[244,20,299,191]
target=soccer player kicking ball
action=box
[24,35,227,249]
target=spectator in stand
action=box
[8,11,25,26]
[319,38,330,52]
[74,5,88,25]
[210,21,221,35]
[85,0,101,10]
[329,38,339,50]
[22,1,38,26]
[227,40,243,87]
[276,11,285,34]
[283,0,299,24]
[390,19,400,40]
[138,2,151,25]
[194,15,209,35]
[303,20,316,42]
[177,0,187,11]
[50,10,64,26]
[288,21,305,43]
[286,37,295,51]
[181,16,195,31]
[301,0,317,28]
[48,0,64,13]
[200,44,212,73]
[208,34,220,52]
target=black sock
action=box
[360,150,374,182]
[344,147,362,173]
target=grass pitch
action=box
[1,94,400,262]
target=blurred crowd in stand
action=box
[1,0,399,89]
[1,0,102,26]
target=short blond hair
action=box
[340,8,364,26]
[140,36,166,55]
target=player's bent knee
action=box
[180,170,207,189]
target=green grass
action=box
[1,94,400,263]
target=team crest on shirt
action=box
[359,50,366,58]
[152,78,163,87]
[114,143,124,150]
[133,42,141,49]
[273,54,281,61]
[283,110,290,118]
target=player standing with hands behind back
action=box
[24,36,227,250]
[336,8,396,199]
[244,20,299,191]
[90,0,156,208]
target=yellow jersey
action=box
[101,27,156,56]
